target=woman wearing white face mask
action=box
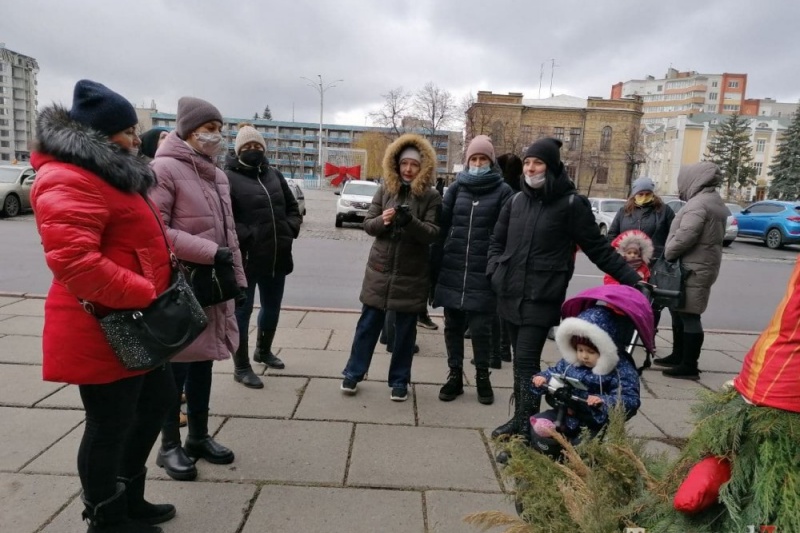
[486,137,640,461]
[150,97,247,481]
[433,135,514,405]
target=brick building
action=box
[467,91,643,198]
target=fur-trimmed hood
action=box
[611,229,654,265]
[381,133,437,197]
[555,306,622,375]
[32,105,155,194]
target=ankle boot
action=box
[653,321,684,367]
[475,368,494,405]
[118,468,175,525]
[254,328,285,369]
[157,416,196,481]
[185,411,234,464]
[438,367,464,401]
[82,483,163,533]
[663,331,703,380]
[232,333,264,389]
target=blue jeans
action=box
[235,273,286,334]
[342,305,417,389]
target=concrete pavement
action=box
[0,294,757,532]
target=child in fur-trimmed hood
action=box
[603,229,653,285]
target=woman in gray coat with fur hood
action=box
[655,162,728,379]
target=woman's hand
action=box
[382,208,396,226]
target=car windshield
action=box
[0,168,20,184]
[343,182,378,196]
[602,200,625,212]
[726,203,742,215]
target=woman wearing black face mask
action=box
[226,123,302,389]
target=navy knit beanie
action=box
[524,137,563,172]
[69,80,138,136]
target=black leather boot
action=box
[253,328,285,369]
[233,333,264,389]
[653,321,684,367]
[496,386,540,464]
[157,416,197,481]
[476,368,494,405]
[663,331,703,380]
[185,411,234,464]
[82,483,163,532]
[438,367,464,401]
[118,468,175,525]
[491,368,521,439]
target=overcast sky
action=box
[5,0,799,129]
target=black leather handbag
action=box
[181,261,239,308]
[82,197,208,371]
[649,256,687,309]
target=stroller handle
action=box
[635,281,681,301]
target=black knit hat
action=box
[69,80,138,136]
[139,127,169,159]
[524,137,563,171]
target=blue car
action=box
[734,200,800,249]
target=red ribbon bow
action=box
[325,162,362,186]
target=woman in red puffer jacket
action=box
[31,80,176,532]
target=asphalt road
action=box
[1,188,796,333]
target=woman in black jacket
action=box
[227,124,302,389]
[434,136,514,405]
[487,138,640,454]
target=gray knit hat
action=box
[630,176,655,197]
[234,124,266,155]
[176,96,223,139]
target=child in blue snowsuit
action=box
[529,305,641,439]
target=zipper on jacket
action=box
[460,198,478,308]
[256,176,279,277]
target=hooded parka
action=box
[359,134,442,313]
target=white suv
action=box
[335,180,379,227]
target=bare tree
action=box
[413,82,456,141]
[369,87,412,139]
[583,151,611,197]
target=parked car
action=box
[735,200,800,249]
[335,180,380,227]
[588,197,626,236]
[0,164,36,218]
[284,178,306,223]
[723,203,741,247]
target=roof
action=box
[520,94,587,109]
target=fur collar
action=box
[381,133,437,197]
[34,105,155,194]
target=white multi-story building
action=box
[0,44,38,162]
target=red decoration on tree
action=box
[673,456,732,513]
[324,162,362,186]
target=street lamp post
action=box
[301,75,343,187]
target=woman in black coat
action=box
[487,138,640,453]
[226,124,301,389]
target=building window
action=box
[1,153,9,161]
[728,81,739,88]
[566,165,577,180]
[537,126,547,139]
[491,121,505,144]
[0,130,8,137]
[600,126,612,151]
[657,85,663,92]
[0,141,8,147]
[596,167,608,184]
[553,127,564,140]
[520,125,533,144]
[711,81,718,88]
[708,92,718,101]
[723,104,740,111]
[753,162,763,175]
[568,128,581,151]
[756,139,766,152]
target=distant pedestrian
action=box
[30,79,175,532]
[497,152,523,192]
[150,97,247,481]
[140,127,169,160]
[340,134,441,402]
[434,135,514,405]
[226,123,302,388]
[656,162,727,379]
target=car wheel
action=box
[723,240,732,247]
[2,194,20,218]
[599,224,607,237]
[335,215,343,228]
[766,228,783,249]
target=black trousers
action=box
[162,360,213,443]
[78,365,175,503]
[506,323,550,384]
[443,308,493,369]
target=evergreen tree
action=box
[705,113,757,199]
[768,104,800,199]
[253,112,259,120]
[263,105,272,120]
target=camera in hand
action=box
[393,204,412,229]
[395,204,410,214]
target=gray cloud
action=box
[7,0,799,126]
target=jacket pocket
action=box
[134,248,155,283]
[526,261,570,302]
[490,253,513,294]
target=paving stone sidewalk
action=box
[0,295,757,532]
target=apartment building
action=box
[0,44,39,162]
[147,112,459,183]
[611,67,747,123]
[467,91,644,198]
[639,113,791,201]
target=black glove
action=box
[394,208,412,228]
[235,287,248,308]
[214,247,234,265]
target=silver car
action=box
[284,178,306,224]
[724,203,740,247]
[589,197,626,236]
[0,165,36,218]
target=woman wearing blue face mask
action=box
[432,135,514,405]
